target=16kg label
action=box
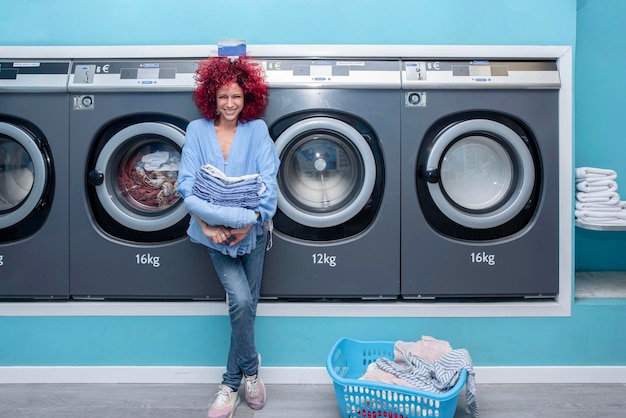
[470,251,496,266]
[136,253,160,268]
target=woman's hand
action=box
[227,224,253,246]
[195,215,232,244]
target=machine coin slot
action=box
[74,65,96,83]
[405,62,426,80]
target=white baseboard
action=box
[1,366,625,384]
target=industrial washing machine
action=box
[259,58,401,299]
[0,59,70,299]
[400,59,560,299]
[68,59,223,299]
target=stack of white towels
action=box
[575,166,626,226]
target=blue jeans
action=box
[207,232,267,390]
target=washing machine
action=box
[400,59,561,299]
[259,58,401,299]
[0,60,70,299]
[68,59,223,300]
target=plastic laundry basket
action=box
[326,338,467,418]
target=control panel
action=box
[260,59,401,88]
[0,61,70,91]
[68,60,200,92]
[402,60,560,88]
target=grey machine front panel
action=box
[259,59,401,299]
[68,60,224,300]
[0,61,70,299]
[401,60,560,298]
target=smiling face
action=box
[215,82,244,123]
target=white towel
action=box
[575,201,623,212]
[200,163,261,185]
[575,210,626,221]
[575,191,621,204]
[575,167,618,180]
[575,180,618,193]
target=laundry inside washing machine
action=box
[68,60,223,300]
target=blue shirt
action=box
[176,118,280,256]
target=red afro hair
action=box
[193,56,268,122]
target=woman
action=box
[176,56,279,418]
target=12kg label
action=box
[470,251,496,266]
[312,253,337,267]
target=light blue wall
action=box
[574,0,626,270]
[3,0,626,371]
[1,0,573,46]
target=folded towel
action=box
[575,167,618,180]
[192,164,265,209]
[193,171,263,208]
[575,180,618,193]
[575,201,623,212]
[575,209,626,221]
[575,191,621,204]
[200,163,262,186]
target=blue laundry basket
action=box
[326,338,467,418]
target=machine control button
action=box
[405,91,427,107]
[73,95,94,110]
[81,96,93,107]
[408,92,421,105]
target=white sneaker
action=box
[207,385,240,418]
[244,354,266,410]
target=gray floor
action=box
[1,383,625,417]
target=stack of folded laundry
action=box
[575,166,626,226]
[192,163,265,256]
[192,163,265,209]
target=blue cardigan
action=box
[176,118,280,256]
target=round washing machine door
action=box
[0,121,52,239]
[274,116,377,229]
[88,121,187,234]
[422,118,536,231]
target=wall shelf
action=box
[575,271,626,299]
[576,221,626,231]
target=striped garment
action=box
[375,348,478,417]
